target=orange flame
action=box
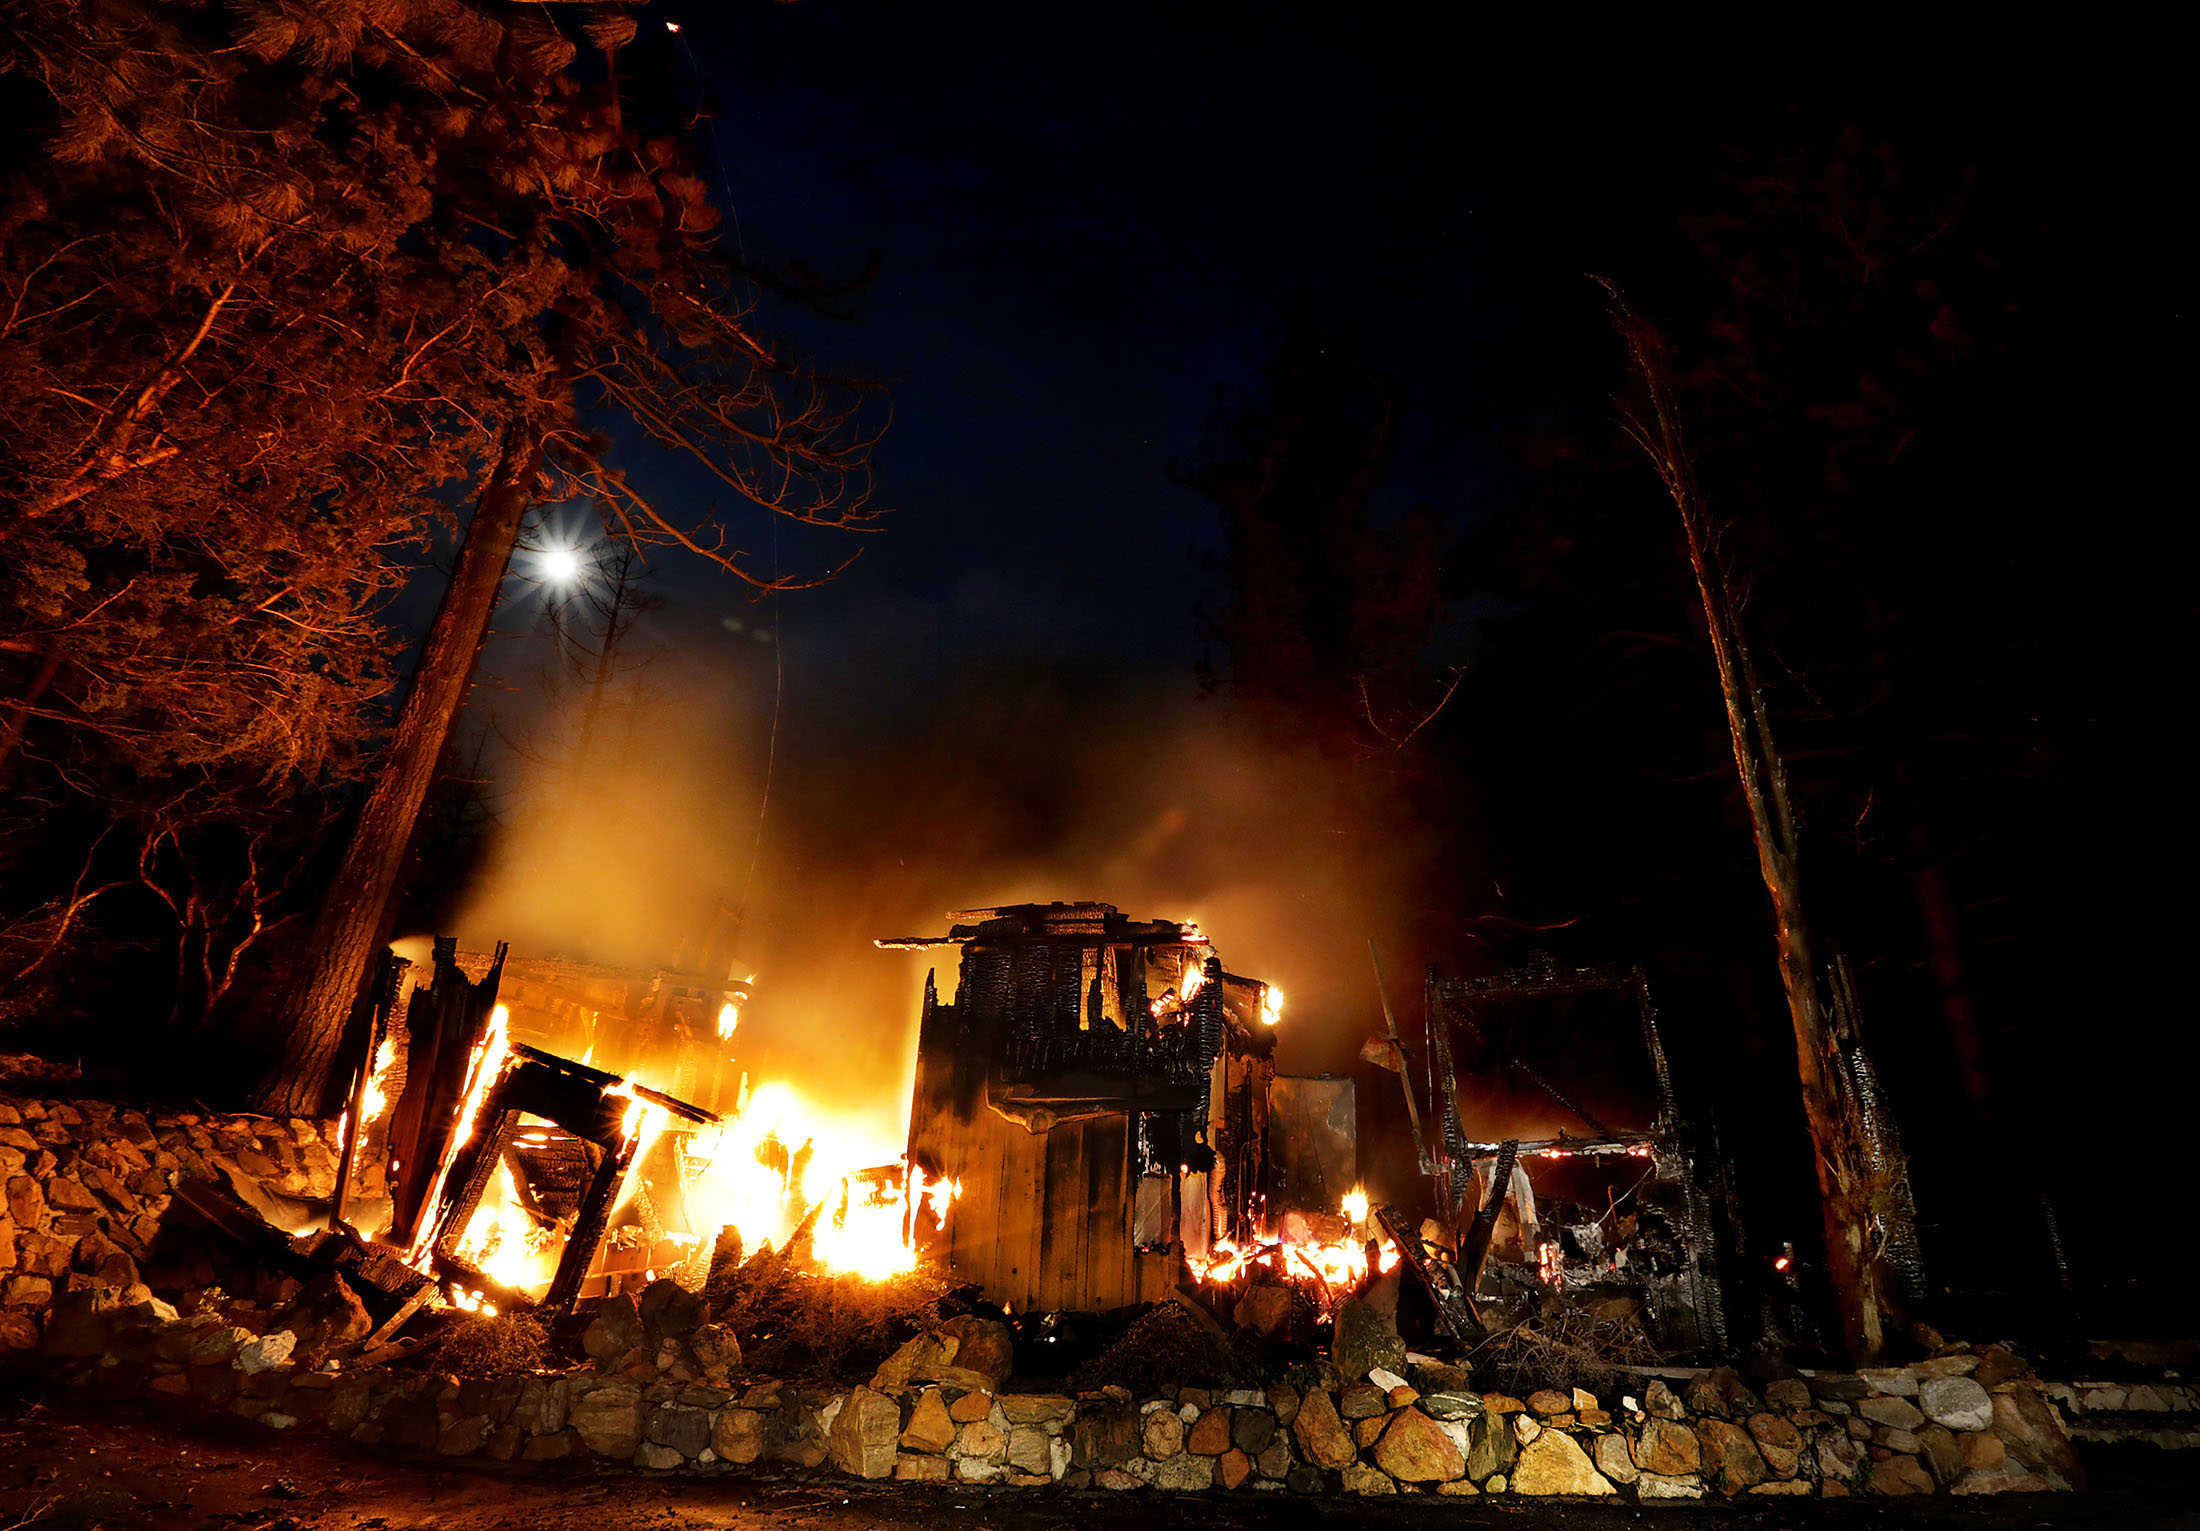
[1189,1184,1396,1318]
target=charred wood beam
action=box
[1375,1202,1481,1345]
[1455,1138,1518,1296]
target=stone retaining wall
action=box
[1,1092,2085,1501]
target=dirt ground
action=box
[3,1382,2196,1531]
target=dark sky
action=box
[447,11,2187,1198]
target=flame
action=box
[716,1000,740,1041]
[1181,962,1206,1003]
[681,1080,941,1280]
[451,1155,561,1295]
[406,1004,512,1267]
[1189,1185,1396,1319]
[361,1031,400,1123]
[1261,986,1282,1026]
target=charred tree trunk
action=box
[252,425,542,1116]
[1602,283,1912,1364]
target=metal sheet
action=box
[1267,1074,1356,1220]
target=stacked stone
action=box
[1,1090,2088,1499]
[2049,1378,2200,1450]
[3,1094,341,1351]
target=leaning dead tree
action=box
[1600,279,1920,1364]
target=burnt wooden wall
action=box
[906,979,1175,1313]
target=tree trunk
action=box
[1602,282,1911,1363]
[251,425,541,1115]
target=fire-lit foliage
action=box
[0,2,879,1069]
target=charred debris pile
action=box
[886,903,1730,1392]
[11,903,1748,1395]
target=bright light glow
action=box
[682,1081,936,1280]
[1341,1184,1370,1225]
[1260,986,1282,1026]
[716,1001,740,1040]
[538,545,585,587]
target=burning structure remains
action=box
[1420,955,1728,1353]
[884,902,1292,1313]
[304,902,1727,1386]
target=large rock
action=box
[1142,1407,1184,1459]
[639,1278,705,1343]
[1764,1377,1812,1414]
[1465,1408,1513,1482]
[36,1287,119,1359]
[1231,1407,1275,1455]
[872,1330,956,1389]
[1187,1406,1232,1455]
[832,1387,900,1479]
[1858,1393,1925,1430]
[936,1314,1013,1386]
[1072,1400,1139,1470]
[901,1389,956,1454]
[713,1408,765,1464]
[1919,1375,1993,1432]
[1916,1423,1964,1485]
[269,1272,370,1361]
[1637,1473,1705,1499]
[511,1377,569,1436]
[1593,1433,1638,1484]
[1867,1454,1935,1495]
[1694,1417,1767,1495]
[1233,1282,1299,1340]
[1156,1453,1215,1490]
[1375,1408,1464,1482]
[1643,1377,1687,1420]
[645,1404,712,1460]
[689,1323,741,1382]
[582,1294,643,1362]
[1633,1418,1700,1476]
[1510,1430,1615,1495]
[1989,1389,2084,1487]
[1005,1425,1051,1474]
[1292,1387,1356,1470]
[1338,1462,1396,1495]
[1332,1297,1407,1385]
[571,1381,644,1457]
[999,1393,1075,1427]
[235,1330,295,1374]
[1747,1411,1802,1476]
[1421,1390,1482,1421]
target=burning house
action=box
[882,902,1285,1314]
[310,902,1725,1383]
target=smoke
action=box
[451,634,1454,1149]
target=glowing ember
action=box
[1189,1185,1397,1318]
